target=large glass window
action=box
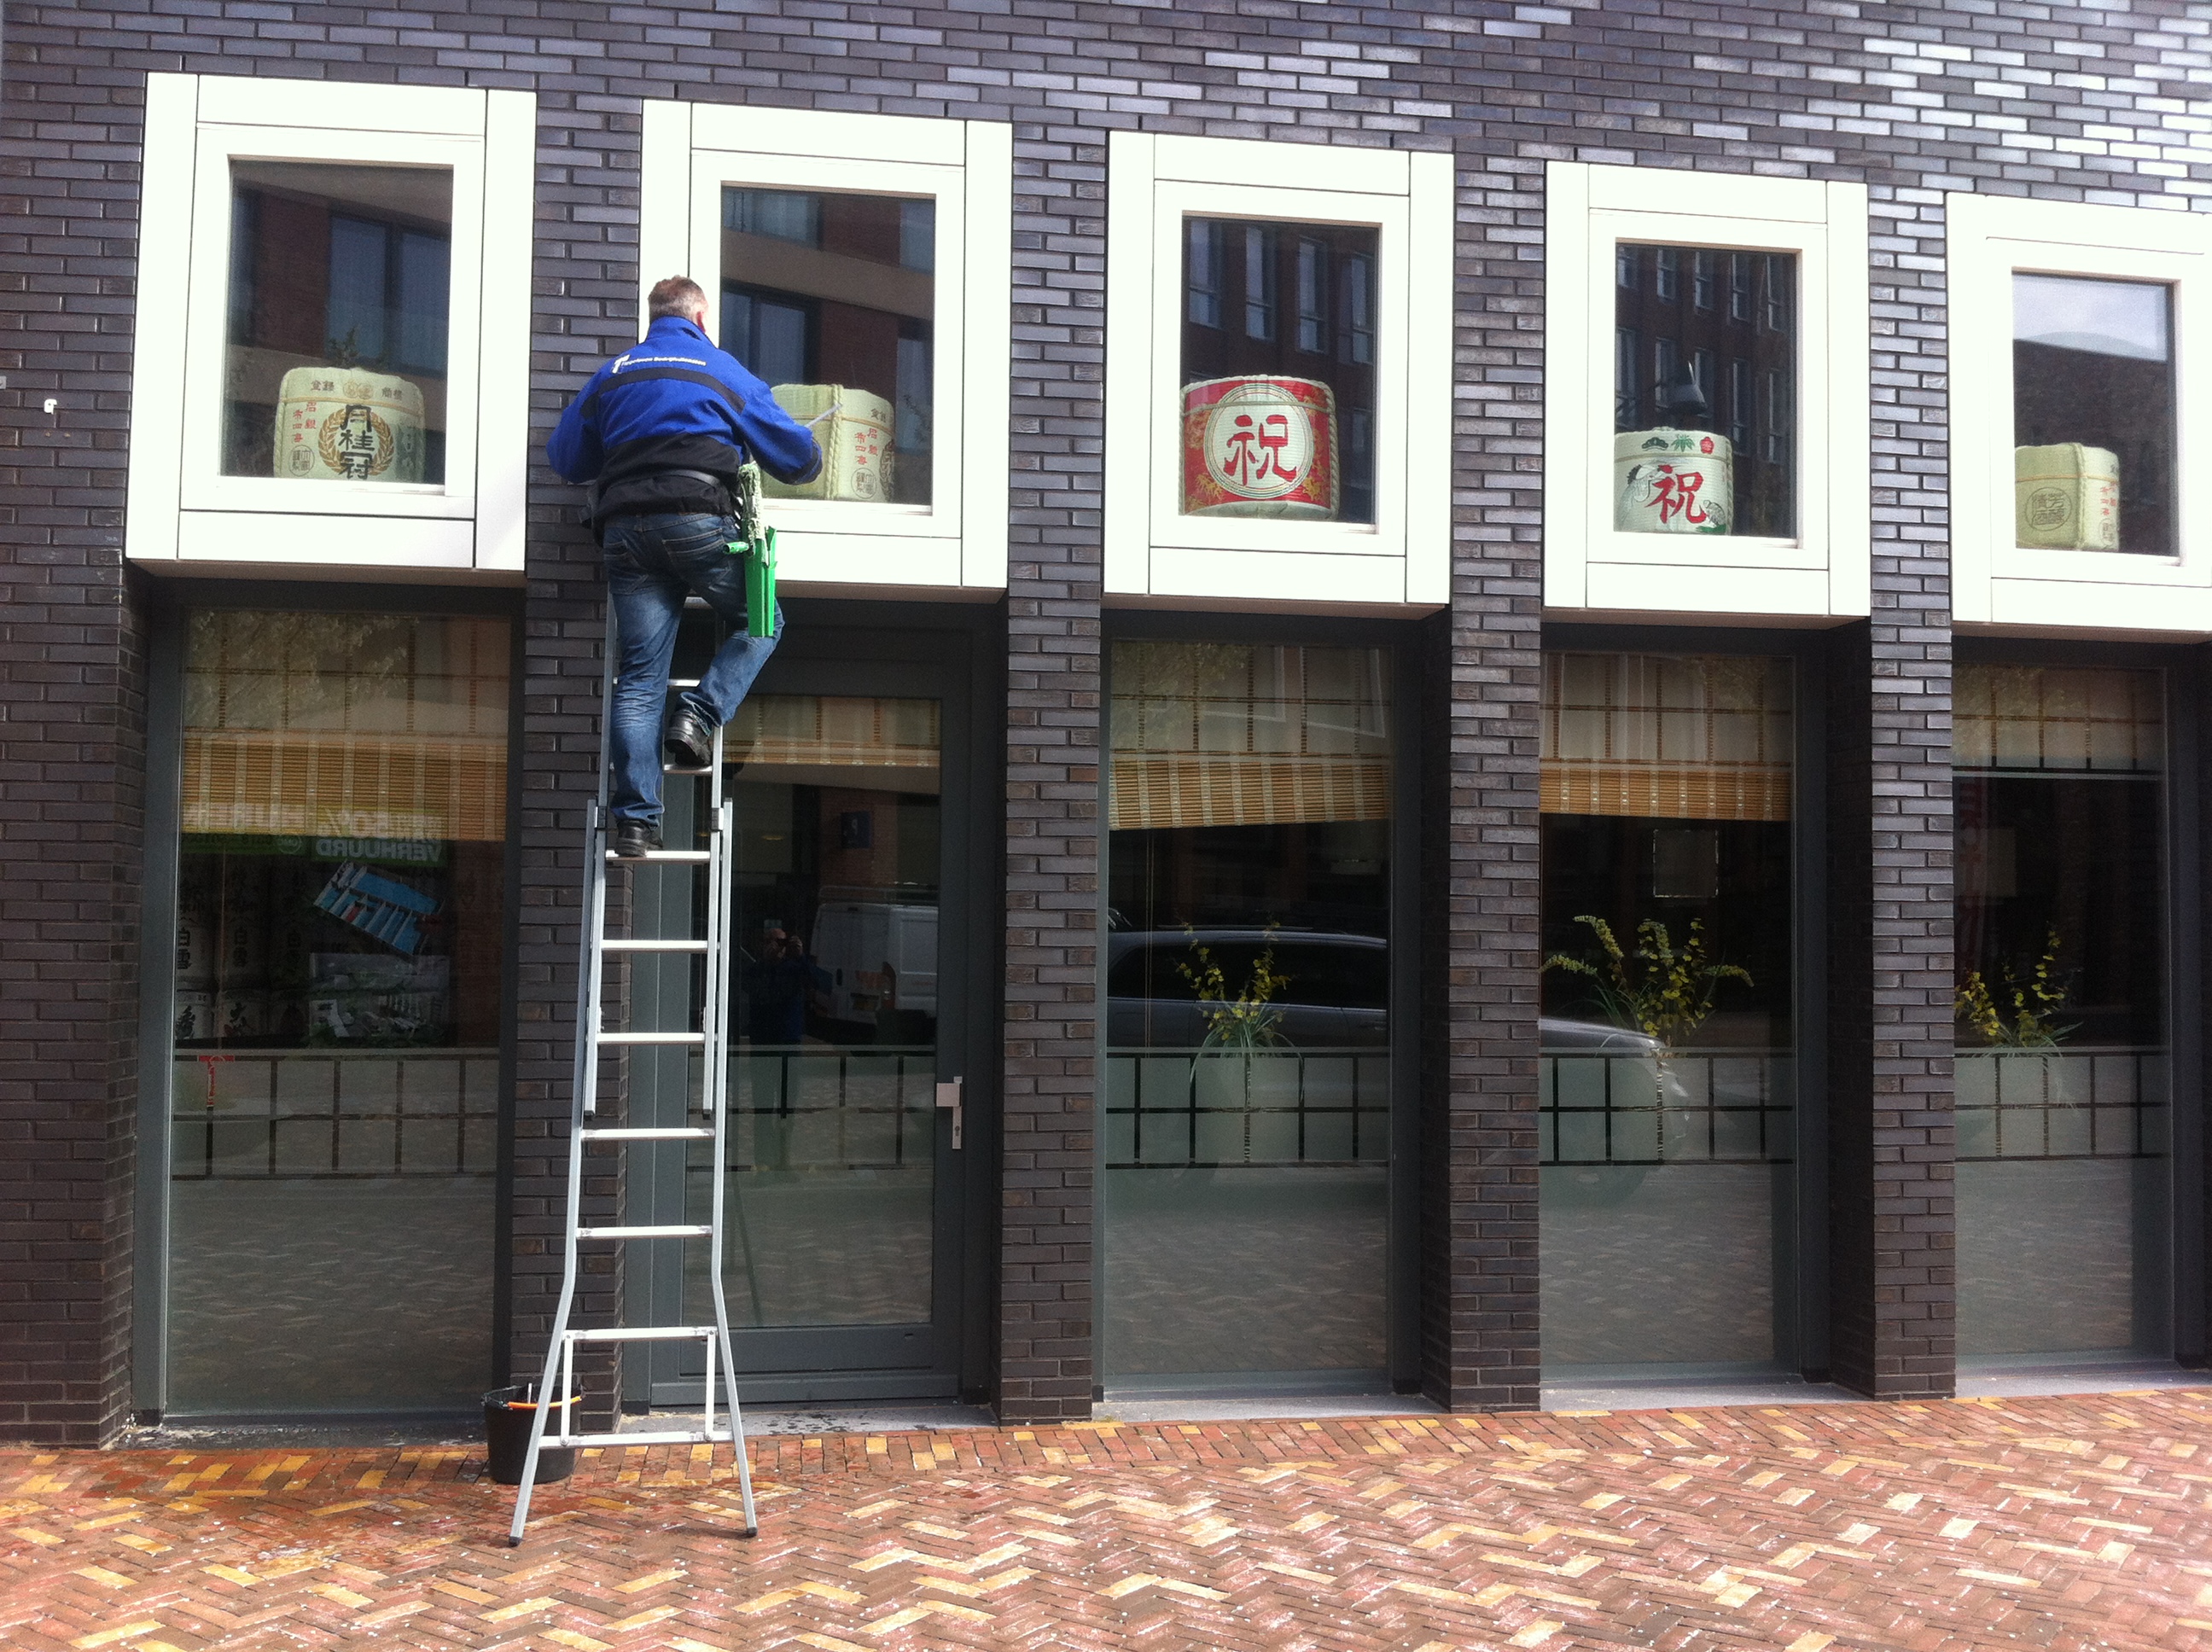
[224,162,454,485]
[2012,275,2175,556]
[1613,246,1796,538]
[1539,651,1796,1370]
[1180,220,1381,524]
[1954,664,2170,1357]
[720,187,935,507]
[1103,641,1393,1383]
[683,695,945,1330]
[168,610,508,1412]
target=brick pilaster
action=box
[1825,186,1956,1398]
[1427,149,1546,1410]
[0,55,150,1442]
[995,129,1105,1423]
[509,99,642,1432]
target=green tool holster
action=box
[728,461,778,640]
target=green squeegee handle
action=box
[726,461,778,639]
[743,526,777,639]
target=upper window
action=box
[2011,274,2174,556]
[720,186,936,509]
[1613,246,1796,539]
[1948,194,2212,631]
[1179,219,1380,525]
[1104,134,1454,608]
[224,162,454,486]
[1545,164,1871,620]
[649,102,1012,591]
[128,75,535,573]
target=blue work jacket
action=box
[549,315,822,526]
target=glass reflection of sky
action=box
[2013,272,2168,361]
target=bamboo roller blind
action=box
[178,612,510,842]
[1109,641,1393,832]
[1953,664,2163,773]
[1541,651,1793,822]
[723,695,941,770]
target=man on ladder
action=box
[505,278,819,1548]
[550,275,822,858]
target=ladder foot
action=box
[507,1536,522,1548]
[742,1526,758,1539]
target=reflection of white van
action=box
[809,889,937,1035]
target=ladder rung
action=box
[575,1224,713,1239]
[600,939,711,952]
[598,1031,707,1045]
[563,1324,717,1342]
[579,1126,715,1142]
[605,849,713,863]
[551,1429,734,1449]
[662,765,713,776]
[668,678,701,689]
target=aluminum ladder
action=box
[508,621,757,1545]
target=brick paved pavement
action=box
[4,1391,2212,1651]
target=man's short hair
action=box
[647,276,708,321]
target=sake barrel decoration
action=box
[2015,443,2119,551]
[274,366,428,483]
[217,989,270,1042]
[172,992,218,1044]
[1614,428,1734,535]
[175,899,217,993]
[764,384,898,503]
[1182,376,1340,520]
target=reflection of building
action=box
[10,7,2212,1446]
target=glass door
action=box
[1953,663,2172,1358]
[636,637,977,1403]
[1102,639,1398,1387]
[161,609,509,1416]
[1537,650,1801,1376]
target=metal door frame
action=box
[1093,611,1425,1393]
[131,580,525,1424]
[1539,620,1831,1380]
[1955,632,2203,1368]
[632,605,994,1405]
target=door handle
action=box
[934,1077,963,1150]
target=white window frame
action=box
[126,74,535,574]
[1947,194,2212,633]
[641,102,1012,594]
[1544,163,1870,619]
[1103,133,1452,609]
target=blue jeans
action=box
[602,513,783,823]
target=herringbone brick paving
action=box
[4,1391,2211,1651]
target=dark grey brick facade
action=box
[5,0,2210,1440]
[997,124,1106,1422]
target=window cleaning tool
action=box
[731,460,777,638]
[506,616,757,1547]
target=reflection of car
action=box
[1107,928,1388,1046]
[1538,1018,1662,1054]
[809,889,937,1036]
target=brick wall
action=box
[996,120,1106,1422]
[508,96,646,1429]
[0,8,153,1435]
[6,0,2212,1437]
[1427,143,1547,1406]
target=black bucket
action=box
[482,1384,582,1486]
